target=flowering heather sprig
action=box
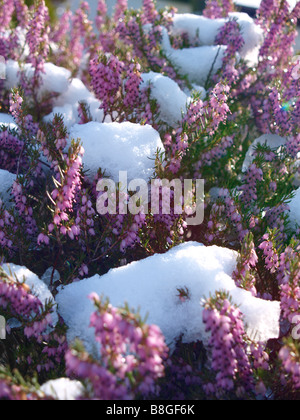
[123,62,142,109]
[203,0,235,19]
[66,295,168,400]
[114,0,128,22]
[239,163,263,209]
[263,203,289,244]
[232,232,258,295]
[214,19,245,86]
[0,128,27,173]
[277,242,300,324]
[215,19,245,62]
[203,291,256,397]
[78,101,93,125]
[279,340,300,390]
[12,180,37,237]
[205,188,248,244]
[194,136,233,173]
[259,230,280,274]
[14,0,29,28]
[51,10,72,45]
[208,83,231,135]
[74,189,96,251]
[0,199,14,251]
[96,0,108,30]
[142,0,159,25]
[69,2,95,70]
[46,141,84,242]
[286,134,300,159]
[96,180,147,253]
[0,373,45,401]
[0,0,14,29]
[26,0,50,85]
[9,90,38,136]
[0,266,53,337]
[90,54,124,118]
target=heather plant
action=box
[0,0,299,401]
[66,294,168,400]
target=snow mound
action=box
[171,12,263,59]
[141,72,189,126]
[0,169,16,203]
[289,188,300,229]
[5,60,71,98]
[40,378,84,400]
[69,121,164,181]
[44,78,107,130]
[56,242,280,354]
[161,26,226,85]
[1,264,58,327]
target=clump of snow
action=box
[0,169,16,203]
[41,267,61,288]
[288,188,300,229]
[141,72,189,126]
[56,242,280,355]
[1,264,58,326]
[44,77,107,130]
[161,27,226,85]
[242,134,287,172]
[69,121,164,181]
[5,60,71,99]
[40,378,84,401]
[170,12,263,59]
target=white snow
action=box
[69,121,164,181]
[44,77,107,130]
[4,60,71,99]
[0,169,16,203]
[288,188,300,229]
[0,113,17,130]
[56,242,281,355]
[170,12,263,59]
[1,264,58,327]
[40,378,84,400]
[161,27,227,86]
[141,72,189,126]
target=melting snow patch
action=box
[56,242,280,355]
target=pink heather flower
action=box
[66,296,168,399]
